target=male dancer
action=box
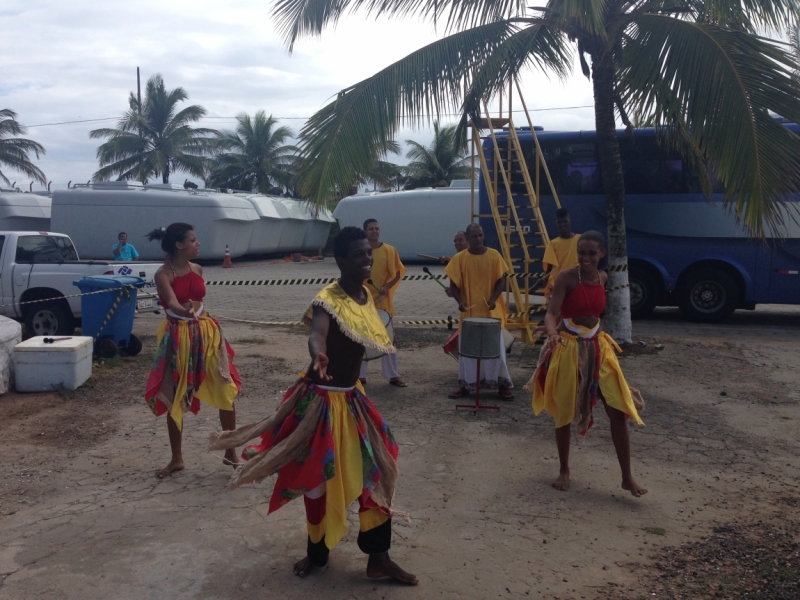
[439,230,469,265]
[360,218,407,387]
[445,223,514,400]
[536,208,580,302]
[208,227,417,584]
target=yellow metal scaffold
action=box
[469,80,562,344]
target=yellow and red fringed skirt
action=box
[207,376,399,551]
[525,320,644,435]
[144,314,240,430]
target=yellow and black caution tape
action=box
[205,272,551,287]
[607,284,630,291]
[93,287,131,341]
[607,264,629,272]
[205,274,454,286]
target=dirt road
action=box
[0,316,798,599]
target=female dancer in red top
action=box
[145,223,241,478]
[526,230,647,497]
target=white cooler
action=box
[14,336,93,392]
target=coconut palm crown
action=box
[276,0,800,341]
[404,120,473,188]
[208,111,298,194]
[90,74,216,184]
[0,109,46,187]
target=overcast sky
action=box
[1,0,597,192]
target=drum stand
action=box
[456,358,500,414]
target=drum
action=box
[442,331,459,362]
[460,317,501,359]
[363,309,394,361]
[501,328,515,352]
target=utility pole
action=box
[136,67,142,115]
[137,67,144,183]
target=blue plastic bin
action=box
[73,275,146,357]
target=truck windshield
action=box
[15,235,79,263]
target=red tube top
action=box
[560,282,605,319]
[160,271,206,306]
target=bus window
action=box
[513,138,602,196]
[618,137,685,194]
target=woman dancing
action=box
[525,230,647,497]
[145,223,241,478]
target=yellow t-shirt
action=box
[542,235,579,300]
[366,242,406,316]
[445,248,509,328]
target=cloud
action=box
[0,0,596,190]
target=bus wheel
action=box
[629,266,660,319]
[678,267,739,322]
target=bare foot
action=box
[156,458,184,479]
[293,556,319,578]
[366,552,418,585]
[224,448,239,469]
[622,478,648,497]
[552,471,570,491]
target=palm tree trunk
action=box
[592,51,632,343]
[163,162,170,184]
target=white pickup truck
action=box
[0,231,162,336]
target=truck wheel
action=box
[95,338,118,359]
[122,334,142,357]
[629,266,660,319]
[25,301,76,337]
[677,267,739,322]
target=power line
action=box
[21,104,593,129]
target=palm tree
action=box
[404,121,472,188]
[358,139,403,191]
[276,0,800,342]
[0,109,46,187]
[90,74,216,184]
[208,111,298,194]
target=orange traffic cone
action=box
[222,245,232,268]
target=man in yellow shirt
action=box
[445,224,514,400]
[537,208,580,302]
[360,219,407,387]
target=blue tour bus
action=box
[478,124,800,322]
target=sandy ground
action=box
[0,315,798,599]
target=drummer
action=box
[440,231,468,298]
[360,219,407,388]
[445,224,514,400]
[439,231,468,264]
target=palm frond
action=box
[462,23,571,130]
[295,20,521,203]
[680,0,799,32]
[0,109,46,184]
[272,0,529,49]
[618,14,800,235]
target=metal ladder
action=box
[469,83,562,343]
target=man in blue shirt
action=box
[112,232,139,261]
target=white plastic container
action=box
[236,193,285,254]
[14,336,93,392]
[300,203,335,252]
[0,191,51,231]
[272,199,307,252]
[51,184,258,260]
